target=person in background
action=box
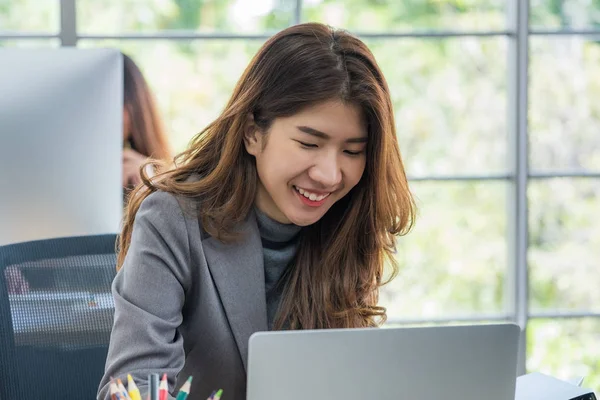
[121,53,172,193]
[98,23,416,400]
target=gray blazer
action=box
[98,191,268,400]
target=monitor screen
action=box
[0,48,123,245]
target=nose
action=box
[308,151,342,189]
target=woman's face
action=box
[245,100,368,226]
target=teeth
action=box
[295,186,329,202]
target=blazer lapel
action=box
[202,210,267,371]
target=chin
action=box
[290,218,318,227]
[285,210,326,227]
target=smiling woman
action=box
[245,100,368,226]
[99,22,416,400]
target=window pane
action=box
[381,181,507,320]
[366,38,507,176]
[530,0,600,30]
[530,37,600,173]
[529,178,600,312]
[0,0,59,32]
[302,0,506,31]
[527,318,600,391]
[77,0,295,34]
[0,39,59,48]
[78,39,263,152]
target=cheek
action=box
[268,148,311,179]
[344,158,367,189]
[257,148,302,189]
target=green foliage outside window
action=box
[2,0,599,391]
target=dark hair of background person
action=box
[122,53,171,160]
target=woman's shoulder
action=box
[140,190,191,211]
[136,189,201,241]
[136,174,210,239]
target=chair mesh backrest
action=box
[0,235,117,400]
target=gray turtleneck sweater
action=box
[254,207,301,330]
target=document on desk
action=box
[515,372,596,400]
[568,377,586,387]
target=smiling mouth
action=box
[293,185,331,202]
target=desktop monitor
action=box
[0,48,123,245]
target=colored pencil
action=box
[159,373,168,400]
[110,380,121,400]
[117,378,132,400]
[175,376,193,400]
[127,374,142,400]
[213,389,223,400]
[149,373,160,400]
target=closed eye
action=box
[295,140,318,149]
[344,150,364,156]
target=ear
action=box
[243,112,261,156]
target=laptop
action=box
[247,323,520,400]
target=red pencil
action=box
[159,373,168,400]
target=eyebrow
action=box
[296,125,368,144]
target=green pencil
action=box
[213,389,223,400]
[175,376,193,400]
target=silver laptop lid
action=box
[248,323,519,400]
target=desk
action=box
[9,291,114,348]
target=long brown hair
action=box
[118,23,416,330]
[123,53,171,160]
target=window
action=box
[2,0,599,389]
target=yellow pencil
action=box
[127,374,143,400]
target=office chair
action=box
[0,234,118,400]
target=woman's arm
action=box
[98,191,192,400]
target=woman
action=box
[98,23,416,400]
[122,53,172,192]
